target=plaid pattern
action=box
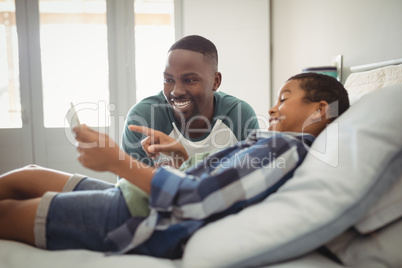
[106,130,314,258]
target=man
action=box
[122,35,259,167]
[0,73,349,259]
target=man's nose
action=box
[171,82,186,97]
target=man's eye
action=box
[164,78,173,83]
[184,78,196,83]
[280,98,287,102]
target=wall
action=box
[271,0,402,102]
[182,0,271,127]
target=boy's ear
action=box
[311,101,329,121]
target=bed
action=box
[1,60,402,268]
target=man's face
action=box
[268,80,318,133]
[163,49,220,125]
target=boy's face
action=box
[163,49,220,124]
[269,79,319,133]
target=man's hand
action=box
[73,124,123,172]
[129,125,189,169]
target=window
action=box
[134,0,175,102]
[39,0,109,127]
[0,0,175,128]
[0,0,21,128]
[0,0,177,180]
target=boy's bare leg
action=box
[0,165,72,200]
[0,198,39,246]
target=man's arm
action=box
[129,125,189,169]
[74,125,154,194]
[121,109,153,165]
[121,92,173,167]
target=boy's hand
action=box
[129,125,189,168]
[73,124,123,172]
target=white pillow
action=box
[347,92,365,106]
[182,85,402,267]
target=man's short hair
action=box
[288,73,350,121]
[169,35,218,70]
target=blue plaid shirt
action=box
[106,130,315,259]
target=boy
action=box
[0,73,349,258]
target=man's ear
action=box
[213,72,222,91]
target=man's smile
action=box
[171,99,193,111]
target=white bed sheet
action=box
[0,240,181,268]
[0,239,344,268]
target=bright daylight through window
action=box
[39,0,175,128]
[0,0,174,128]
[0,0,21,128]
[39,0,109,128]
[134,0,175,102]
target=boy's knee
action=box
[0,199,39,245]
[22,164,43,171]
[0,198,40,220]
[18,164,47,176]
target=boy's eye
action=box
[280,98,287,103]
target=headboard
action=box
[344,58,402,105]
[350,58,402,73]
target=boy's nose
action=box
[268,106,277,116]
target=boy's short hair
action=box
[287,73,350,121]
[169,35,218,70]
